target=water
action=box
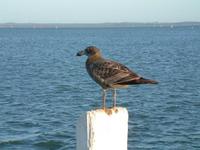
[0,27,200,150]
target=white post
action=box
[76,107,129,150]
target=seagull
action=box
[76,46,158,111]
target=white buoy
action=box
[76,107,129,150]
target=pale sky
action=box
[0,0,200,23]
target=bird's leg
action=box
[112,88,117,111]
[113,88,116,108]
[102,89,112,115]
[102,89,106,110]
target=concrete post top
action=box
[88,107,128,115]
[76,107,128,150]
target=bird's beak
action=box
[76,50,85,56]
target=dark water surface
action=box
[0,27,200,150]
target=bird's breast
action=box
[86,60,111,89]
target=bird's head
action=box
[76,46,101,57]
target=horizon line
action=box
[1,21,200,24]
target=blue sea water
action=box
[0,27,200,150]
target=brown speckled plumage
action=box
[86,59,140,89]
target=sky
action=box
[0,0,200,23]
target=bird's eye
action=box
[87,49,92,54]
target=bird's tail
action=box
[119,77,158,85]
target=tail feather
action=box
[119,77,158,85]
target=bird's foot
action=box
[102,107,112,115]
[112,107,118,113]
[106,109,112,115]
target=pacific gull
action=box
[76,46,158,111]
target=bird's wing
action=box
[90,59,140,85]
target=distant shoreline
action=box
[0,22,200,28]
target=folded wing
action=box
[89,59,141,86]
